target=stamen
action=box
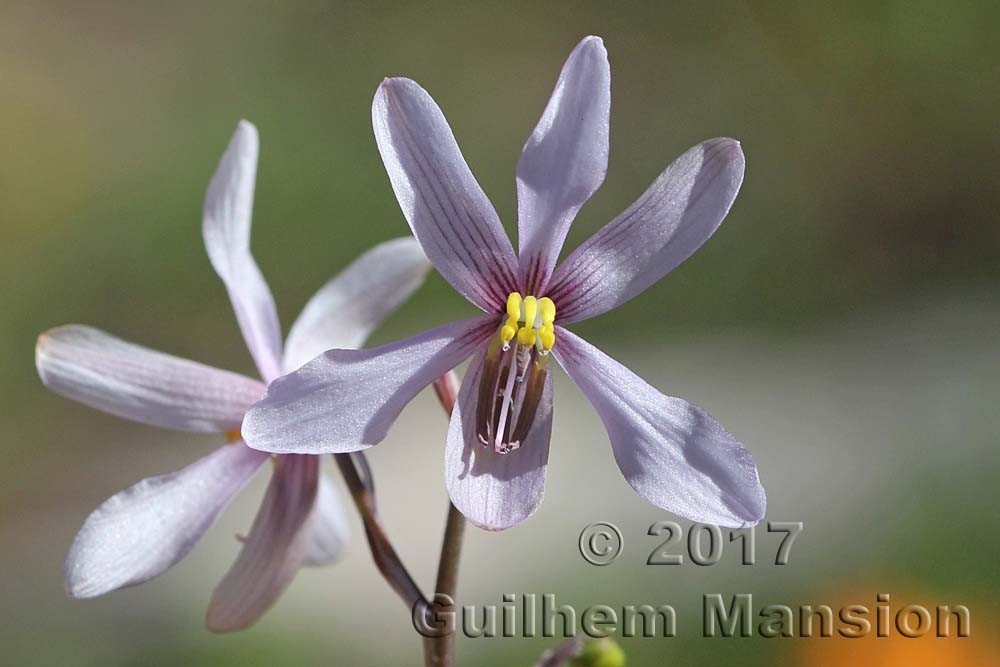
[522,296,537,330]
[539,324,555,352]
[517,326,536,347]
[506,292,523,319]
[493,344,520,452]
[539,297,556,326]
[501,292,522,350]
[477,292,557,453]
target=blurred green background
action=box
[3,1,999,665]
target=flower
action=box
[35,121,431,630]
[798,587,998,666]
[242,36,766,531]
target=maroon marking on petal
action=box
[550,141,732,321]
[389,93,517,309]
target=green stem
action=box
[423,372,466,667]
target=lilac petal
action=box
[206,454,318,632]
[64,443,268,598]
[203,120,283,382]
[553,328,765,527]
[373,78,519,311]
[37,325,265,432]
[445,346,554,530]
[517,36,611,295]
[303,470,349,566]
[243,316,496,454]
[548,139,746,324]
[283,237,431,372]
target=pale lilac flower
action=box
[243,37,766,530]
[36,121,431,630]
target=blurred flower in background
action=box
[35,120,430,632]
[798,586,999,666]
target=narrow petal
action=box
[516,36,611,294]
[373,78,519,311]
[37,325,264,432]
[206,454,318,632]
[64,443,268,598]
[203,120,283,382]
[303,470,350,566]
[553,328,765,527]
[282,237,431,372]
[243,316,496,454]
[445,346,554,530]
[548,139,745,324]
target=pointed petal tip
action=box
[63,567,109,599]
[63,569,98,600]
[721,488,766,529]
[63,547,93,598]
[571,36,608,67]
[569,35,609,73]
[35,325,73,384]
[232,120,259,148]
[35,330,52,378]
[36,324,70,354]
[377,77,416,94]
[711,137,745,165]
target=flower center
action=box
[476,293,556,454]
[499,293,556,354]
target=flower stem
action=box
[423,372,466,667]
[334,452,427,609]
[332,371,466,666]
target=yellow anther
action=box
[517,326,537,346]
[523,296,537,328]
[225,429,242,443]
[500,291,556,352]
[539,324,555,352]
[539,297,556,325]
[506,292,523,320]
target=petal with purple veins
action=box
[445,346,554,531]
[243,316,497,454]
[36,325,264,433]
[206,454,319,632]
[548,139,745,324]
[373,78,519,311]
[516,35,611,294]
[553,328,765,527]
